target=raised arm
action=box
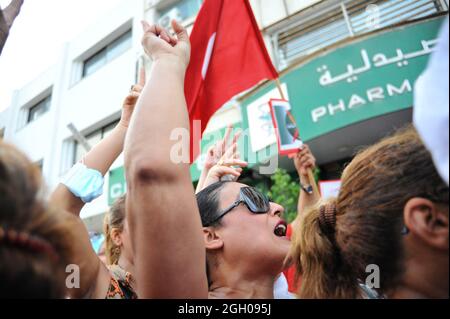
[124,21,208,298]
[292,145,320,227]
[50,75,144,216]
[50,71,145,299]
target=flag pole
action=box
[274,79,320,197]
[275,78,286,100]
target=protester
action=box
[197,143,318,298]
[0,142,72,298]
[290,126,449,299]
[2,12,447,301]
[124,20,209,298]
[127,19,329,299]
[284,145,320,294]
[103,195,136,299]
[196,181,290,298]
[49,72,145,299]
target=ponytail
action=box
[290,199,359,299]
[289,126,449,298]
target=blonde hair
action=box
[289,126,449,298]
[103,195,126,265]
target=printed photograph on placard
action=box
[269,99,303,156]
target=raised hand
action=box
[291,144,316,177]
[119,66,146,129]
[204,125,242,171]
[203,157,249,190]
[141,20,190,69]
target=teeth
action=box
[274,224,287,237]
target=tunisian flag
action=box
[185,0,279,161]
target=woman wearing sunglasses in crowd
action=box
[196,143,318,299]
[196,181,290,298]
[124,20,325,298]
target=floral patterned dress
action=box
[106,264,138,299]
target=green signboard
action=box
[108,17,445,204]
[108,166,126,206]
[242,17,445,148]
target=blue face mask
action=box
[61,163,104,203]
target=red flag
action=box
[185,0,278,161]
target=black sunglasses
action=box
[205,187,271,227]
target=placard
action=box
[269,99,303,156]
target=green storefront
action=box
[108,16,445,205]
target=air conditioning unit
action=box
[158,8,183,29]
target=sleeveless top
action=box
[106,264,138,299]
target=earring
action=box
[401,225,410,236]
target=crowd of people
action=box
[0,19,448,299]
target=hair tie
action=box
[0,226,59,262]
[318,203,337,238]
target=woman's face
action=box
[215,183,291,274]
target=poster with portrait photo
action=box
[269,99,303,156]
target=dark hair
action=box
[196,181,231,287]
[290,125,449,298]
[0,142,71,298]
[196,181,231,227]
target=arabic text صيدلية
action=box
[318,38,438,87]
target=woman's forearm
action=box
[50,124,127,217]
[125,58,189,177]
[124,21,208,297]
[83,124,127,176]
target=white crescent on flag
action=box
[201,33,217,79]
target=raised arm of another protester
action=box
[50,69,145,299]
[201,140,248,190]
[291,145,320,227]
[124,20,208,298]
[196,126,241,193]
[50,70,145,216]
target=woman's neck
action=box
[208,266,276,299]
[390,254,448,299]
[117,255,134,278]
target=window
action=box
[27,95,51,124]
[73,120,120,164]
[82,30,132,78]
[158,0,203,28]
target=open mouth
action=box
[274,220,288,237]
